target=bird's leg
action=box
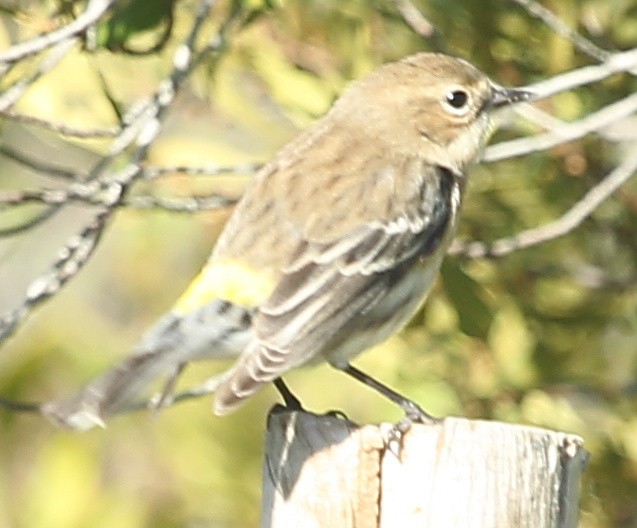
[338,363,440,425]
[273,378,304,411]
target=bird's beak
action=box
[490,85,533,108]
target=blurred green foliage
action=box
[1,0,637,526]
[95,0,175,53]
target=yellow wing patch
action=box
[173,260,276,315]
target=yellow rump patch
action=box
[173,261,276,314]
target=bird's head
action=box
[333,52,531,172]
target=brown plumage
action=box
[42,52,530,430]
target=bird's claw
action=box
[385,402,441,457]
[401,400,440,425]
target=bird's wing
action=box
[214,163,461,414]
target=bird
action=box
[42,52,530,430]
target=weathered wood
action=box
[261,408,588,528]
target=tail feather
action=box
[42,301,253,430]
[213,341,289,416]
[41,349,182,430]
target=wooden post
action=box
[261,407,588,528]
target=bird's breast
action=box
[413,165,463,260]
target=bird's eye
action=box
[446,90,467,108]
[443,89,471,116]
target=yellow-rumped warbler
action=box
[43,52,530,430]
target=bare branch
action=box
[484,92,637,162]
[0,206,60,238]
[390,0,437,39]
[142,162,263,179]
[527,47,637,100]
[0,144,82,180]
[451,148,637,258]
[0,187,237,213]
[0,0,220,345]
[102,372,229,416]
[485,46,637,162]
[0,39,76,111]
[0,109,120,138]
[0,206,111,341]
[511,0,610,62]
[125,194,237,212]
[0,396,40,413]
[0,0,116,64]
[0,181,111,208]
[509,103,569,132]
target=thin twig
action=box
[451,148,637,258]
[0,181,110,208]
[0,145,82,180]
[510,0,610,62]
[0,39,76,111]
[526,47,637,100]
[0,0,220,345]
[109,372,230,415]
[0,0,116,63]
[484,91,637,162]
[0,187,237,213]
[390,0,437,39]
[0,206,112,341]
[509,103,569,132]
[142,162,263,179]
[0,397,41,413]
[0,109,120,138]
[0,206,60,238]
[125,194,237,212]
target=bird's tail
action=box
[42,301,253,431]
[41,347,183,430]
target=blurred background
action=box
[1,0,637,526]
